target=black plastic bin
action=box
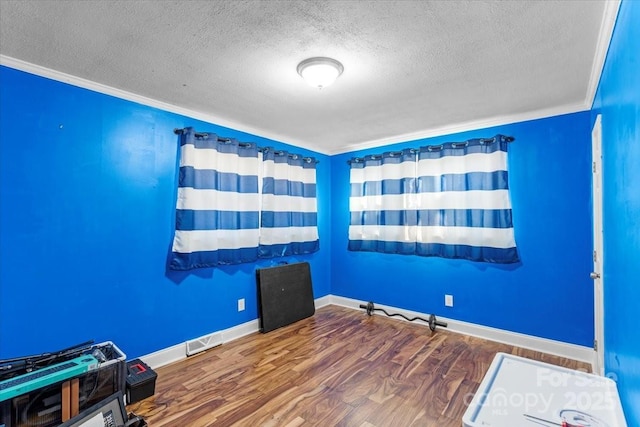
[125,359,157,404]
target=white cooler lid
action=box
[462,353,627,427]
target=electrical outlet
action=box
[238,298,245,311]
[445,294,454,307]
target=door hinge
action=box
[593,250,597,262]
[593,161,597,173]
[594,339,598,351]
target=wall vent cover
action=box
[185,332,223,356]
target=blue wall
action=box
[0,67,597,356]
[330,112,595,347]
[1,10,637,417]
[0,66,332,359]
[2,4,638,419]
[592,0,640,424]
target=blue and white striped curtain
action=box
[348,135,518,263]
[260,149,319,258]
[415,136,518,262]
[348,149,417,254]
[170,128,260,270]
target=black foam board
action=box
[256,262,315,333]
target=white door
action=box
[592,114,605,375]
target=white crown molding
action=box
[0,55,327,155]
[2,55,592,158]
[585,0,622,108]
[329,102,590,155]
[329,295,595,367]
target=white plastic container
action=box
[462,353,627,427]
[91,341,127,396]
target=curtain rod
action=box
[173,128,319,163]
[347,135,515,164]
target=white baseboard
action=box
[314,295,332,308]
[139,342,186,370]
[139,296,326,370]
[221,319,260,343]
[139,294,595,370]
[330,295,595,366]
[139,319,261,370]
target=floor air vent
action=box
[185,332,223,356]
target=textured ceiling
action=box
[0,1,614,154]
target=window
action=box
[169,128,318,270]
[349,135,518,263]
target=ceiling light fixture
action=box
[297,57,344,89]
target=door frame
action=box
[592,114,605,375]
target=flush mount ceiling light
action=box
[297,57,344,89]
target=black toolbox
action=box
[125,359,157,404]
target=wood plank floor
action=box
[127,305,590,427]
